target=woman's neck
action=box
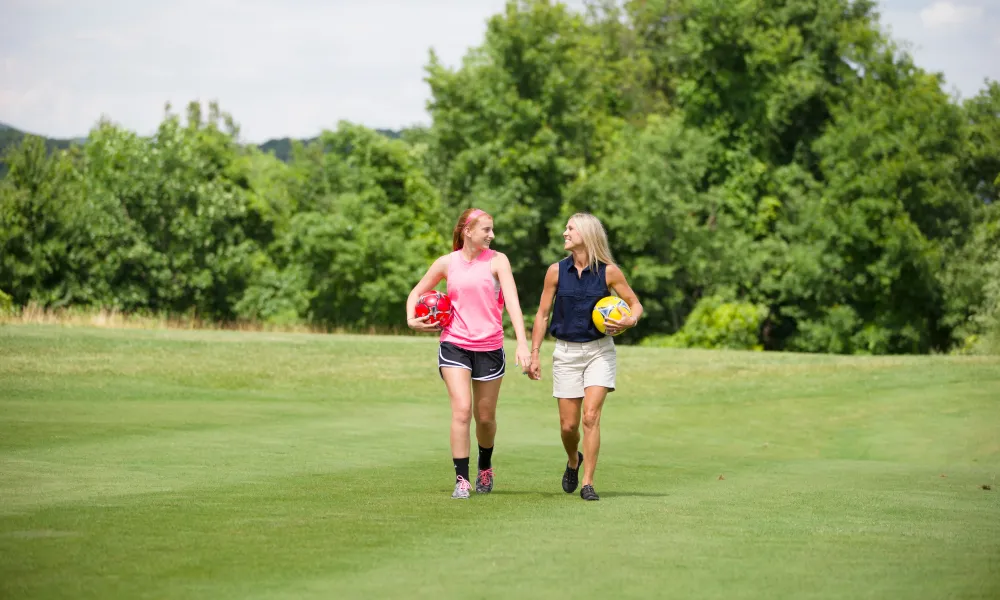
[461,245,484,262]
[571,249,590,270]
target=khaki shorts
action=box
[551,337,616,398]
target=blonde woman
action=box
[527,213,642,501]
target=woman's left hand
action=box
[604,315,637,336]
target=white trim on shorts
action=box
[438,347,473,371]
[473,348,506,382]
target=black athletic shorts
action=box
[438,341,506,381]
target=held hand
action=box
[528,357,542,380]
[515,343,532,375]
[407,315,441,333]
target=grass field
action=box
[1,324,998,599]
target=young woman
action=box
[527,213,642,501]
[407,208,532,499]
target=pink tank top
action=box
[440,249,505,351]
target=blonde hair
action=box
[569,212,616,272]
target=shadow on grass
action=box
[490,490,564,497]
[438,489,564,497]
[599,491,670,498]
[438,489,670,498]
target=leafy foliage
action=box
[1,1,997,354]
[640,295,767,350]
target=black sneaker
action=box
[562,451,583,493]
[580,484,600,501]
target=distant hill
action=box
[0,124,405,176]
[256,129,402,162]
[0,124,81,178]
[256,137,314,163]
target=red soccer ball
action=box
[415,291,453,327]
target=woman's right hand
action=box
[407,315,441,333]
[528,356,542,380]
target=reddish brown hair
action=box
[452,208,491,251]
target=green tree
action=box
[248,123,446,328]
[0,136,82,306]
[76,102,264,318]
[626,0,882,166]
[751,53,974,354]
[568,113,743,334]
[425,0,644,301]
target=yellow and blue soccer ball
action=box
[592,296,632,336]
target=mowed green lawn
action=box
[1,325,998,600]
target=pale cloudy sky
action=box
[1,0,997,142]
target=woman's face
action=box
[465,217,495,249]
[563,219,583,251]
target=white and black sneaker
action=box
[476,468,494,494]
[452,476,471,499]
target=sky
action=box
[1,0,997,143]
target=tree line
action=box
[2,0,998,355]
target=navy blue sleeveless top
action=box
[548,257,609,342]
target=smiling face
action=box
[465,216,495,250]
[563,218,584,251]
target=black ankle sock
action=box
[478,445,494,471]
[453,457,470,482]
